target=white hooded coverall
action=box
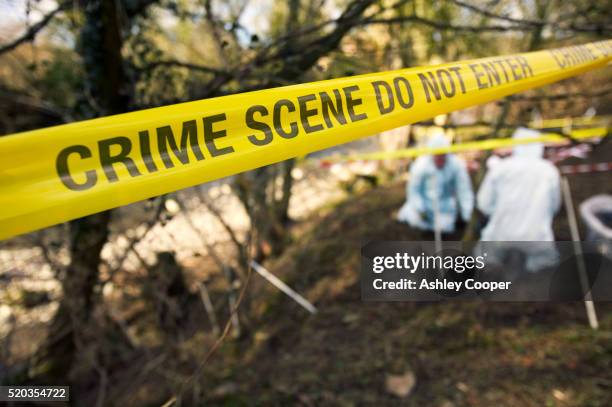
[478,127,561,241]
[476,127,561,272]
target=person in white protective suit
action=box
[397,131,474,234]
[477,127,561,271]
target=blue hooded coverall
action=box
[398,133,474,233]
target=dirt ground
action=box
[196,138,612,406]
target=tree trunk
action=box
[34,0,128,383]
[33,211,111,379]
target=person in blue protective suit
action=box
[397,131,474,234]
[476,127,561,272]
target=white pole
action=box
[198,283,221,337]
[432,173,442,253]
[227,291,242,338]
[250,260,317,314]
[561,177,599,330]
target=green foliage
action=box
[34,48,83,111]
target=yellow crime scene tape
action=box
[411,117,611,141]
[414,115,611,129]
[1,40,611,240]
[324,127,609,162]
[451,124,609,144]
[532,115,611,129]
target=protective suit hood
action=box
[512,127,543,159]
[426,130,450,149]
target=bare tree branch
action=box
[362,2,611,35]
[196,189,249,271]
[450,0,545,27]
[203,0,231,67]
[109,197,166,276]
[142,59,230,76]
[364,13,611,34]
[270,0,376,82]
[0,2,69,55]
[361,14,534,32]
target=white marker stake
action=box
[561,177,599,330]
[199,283,221,337]
[250,260,317,314]
[432,173,442,254]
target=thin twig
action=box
[163,232,254,406]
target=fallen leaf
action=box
[552,388,568,401]
[385,371,416,398]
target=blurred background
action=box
[0,0,611,405]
